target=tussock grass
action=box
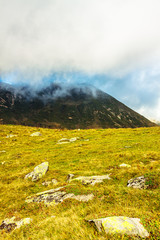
[0,125,160,239]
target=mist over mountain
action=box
[0,83,155,129]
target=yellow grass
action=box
[0,125,160,239]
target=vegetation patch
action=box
[0,125,160,239]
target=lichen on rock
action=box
[127,176,148,189]
[0,217,32,233]
[26,187,94,205]
[25,162,49,181]
[88,216,149,238]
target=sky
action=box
[0,0,160,121]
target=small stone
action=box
[69,137,79,142]
[52,179,58,184]
[72,193,94,202]
[0,150,6,153]
[0,217,32,233]
[57,138,70,144]
[25,162,49,181]
[6,134,16,138]
[42,181,52,186]
[30,132,42,137]
[42,179,58,186]
[89,216,149,238]
[127,176,148,189]
[67,174,75,182]
[57,137,79,144]
[119,163,131,168]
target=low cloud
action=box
[0,0,160,120]
[0,0,160,75]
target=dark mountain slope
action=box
[0,83,155,129]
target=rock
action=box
[119,163,131,168]
[57,138,70,144]
[70,175,111,185]
[0,217,32,233]
[88,216,149,238]
[52,179,58,184]
[66,174,75,182]
[72,194,94,202]
[26,187,94,205]
[30,132,42,137]
[127,176,148,189]
[6,134,17,138]
[25,162,49,181]
[70,137,79,142]
[42,181,52,186]
[42,179,58,186]
[57,137,79,144]
[0,150,6,153]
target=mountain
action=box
[0,83,155,129]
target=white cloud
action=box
[1,0,160,120]
[0,0,160,75]
[137,98,160,122]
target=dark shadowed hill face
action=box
[0,83,155,129]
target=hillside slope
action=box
[0,125,159,239]
[0,83,155,129]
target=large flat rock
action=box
[26,187,94,205]
[89,216,149,238]
[0,217,32,233]
[69,174,111,185]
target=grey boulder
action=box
[25,162,49,181]
[26,187,94,205]
[127,176,148,189]
[89,216,149,238]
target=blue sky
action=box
[0,0,160,121]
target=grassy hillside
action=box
[0,125,159,239]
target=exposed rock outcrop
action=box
[0,217,32,233]
[69,175,111,185]
[127,176,148,189]
[25,162,49,181]
[26,187,94,205]
[88,216,149,238]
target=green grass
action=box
[0,125,160,239]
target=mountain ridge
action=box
[0,83,155,129]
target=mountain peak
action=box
[0,83,155,129]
